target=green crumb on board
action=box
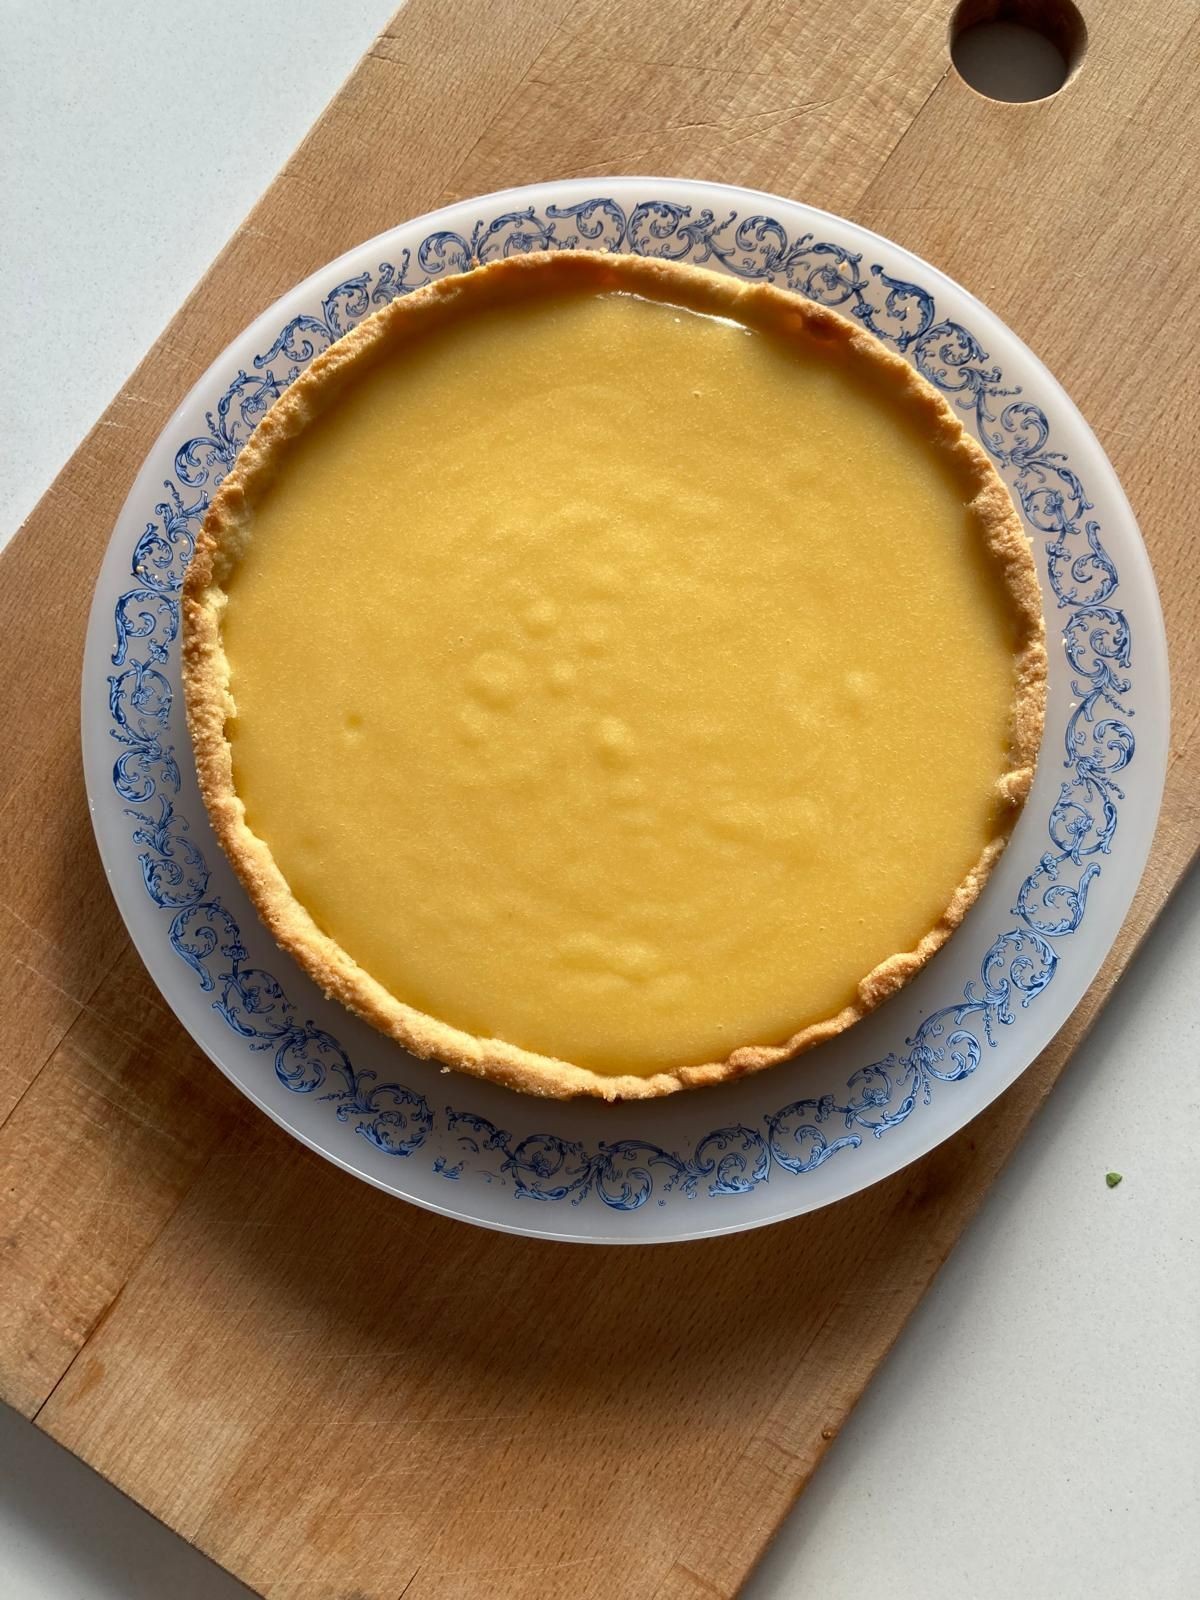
[1105,1171,1123,1188]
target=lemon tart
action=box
[182,251,1046,1101]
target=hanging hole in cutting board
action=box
[949,0,1087,102]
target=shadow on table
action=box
[0,1402,254,1600]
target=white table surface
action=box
[2,5,1197,1596]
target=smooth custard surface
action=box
[220,289,1020,1075]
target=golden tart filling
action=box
[183,252,1046,1100]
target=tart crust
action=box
[182,250,1047,1101]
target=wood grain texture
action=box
[2,0,1198,1594]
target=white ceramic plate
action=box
[82,178,1168,1243]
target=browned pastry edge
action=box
[182,250,1048,1101]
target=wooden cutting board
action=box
[2,2,1198,1595]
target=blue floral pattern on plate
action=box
[104,195,1134,1211]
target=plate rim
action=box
[80,175,1171,1244]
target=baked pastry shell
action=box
[182,250,1048,1101]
